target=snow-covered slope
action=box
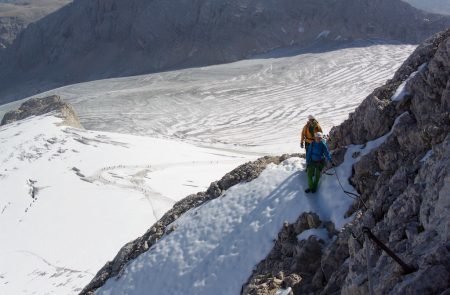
[81,30,450,294]
[96,156,355,295]
[0,40,418,294]
[93,111,405,295]
[0,114,255,294]
[0,42,417,154]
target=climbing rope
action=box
[324,166,368,210]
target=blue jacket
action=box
[306,140,332,164]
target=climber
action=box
[300,115,323,152]
[305,132,333,193]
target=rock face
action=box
[243,212,337,294]
[402,0,450,15]
[0,0,449,104]
[0,95,83,128]
[0,0,71,49]
[80,154,302,295]
[244,28,450,294]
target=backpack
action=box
[308,120,318,138]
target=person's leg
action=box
[307,165,314,192]
[312,163,325,192]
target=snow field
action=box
[0,115,255,294]
[0,42,416,154]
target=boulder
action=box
[1,95,83,128]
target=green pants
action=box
[307,161,325,191]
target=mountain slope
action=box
[84,29,450,294]
[92,156,356,295]
[0,0,449,104]
[0,0,71,49]
[403,0,450,15]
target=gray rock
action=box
[243,212,331,295]
[245,28,450,294]
[330,29,450,295]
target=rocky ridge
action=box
[1,0,449,104]
[244,28,450,294]
[0,95,83,128]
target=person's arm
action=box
[322,142,332,163]
[306,142,311,164]
[301,125,307,145]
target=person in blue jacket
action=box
[305,132,333,193]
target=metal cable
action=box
[365,232,375,295]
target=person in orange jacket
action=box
[300,115,323,151]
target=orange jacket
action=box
[301,120,323,144]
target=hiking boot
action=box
[305,188,311,193]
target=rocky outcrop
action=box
[243,213,338,294]
[80,154,302,295]
[0,16,25,50]
[1,95,83,128]
[244,28,450,294]
[1,0,449,104]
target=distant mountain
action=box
[0,0,449,104]
[0,0,71,49]
[403,0,450,15]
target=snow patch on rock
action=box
[391,63,427,102]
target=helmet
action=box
[315,132,323,138]
[308,115,315,120]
